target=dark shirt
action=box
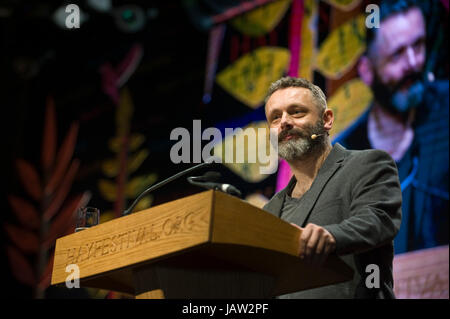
[280,183,308,222]
[334,80,449,254]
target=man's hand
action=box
[290,223,336,266]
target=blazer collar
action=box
[265,143,348,223]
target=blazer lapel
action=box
[294,143,347,227]
[263,177,296,218]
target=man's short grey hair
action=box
[265,77,327,112]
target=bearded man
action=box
[263,76,402,298]
[334,0,449,253]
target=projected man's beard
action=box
[277,119,327,161]
[371,71,425,114]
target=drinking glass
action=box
[75,206,100,232]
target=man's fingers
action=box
[315,232,326,255]
[312,234,327,266]
[324,238,336,256]
[317,232,337,266]
[294,223,336,265]
[298,225,312,259]
[305,228,320,262]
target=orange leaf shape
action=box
[44,192,88,248]
[7,195,40,230]
[15,159,42,201]
[45,122,79,195]
[43,159,80,221]
[6,245,36,286]
[4,223,39,254]
[42,96,57,173]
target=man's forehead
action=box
[266,87,313,107]
[376,7,425,55]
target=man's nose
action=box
[280,112,293,130]
[405,46,419,70]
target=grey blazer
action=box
[263,143,402,299]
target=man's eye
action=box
[413,39,424,51]
[391,48,404,61]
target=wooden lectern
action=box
[51,190,353,298]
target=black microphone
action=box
[188,171,221,183]
[122,161,214,216]
[187,172,242,197]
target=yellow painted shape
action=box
[324,0,362,11]
[98,179,117,202]
[98,195,153,221]
[133,195,153,213]
[213,121,276,182]
[109,133,146,153]
[316,14,366,79]
[98,173,158,202]
[116,87,134,137]
[216,47,290,108]
[101,149,149,178]
[99,210,115,224]
[230,0,291,37]
[126,173,158,198]
[328,78,373,138]
[298,0,318,80]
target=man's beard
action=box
[277,119,327,161]
[371,71,425,114]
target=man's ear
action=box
[358,55,374,87]
[323,108,334,132]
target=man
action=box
[263,77,402,298]
[334,0,449,253]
